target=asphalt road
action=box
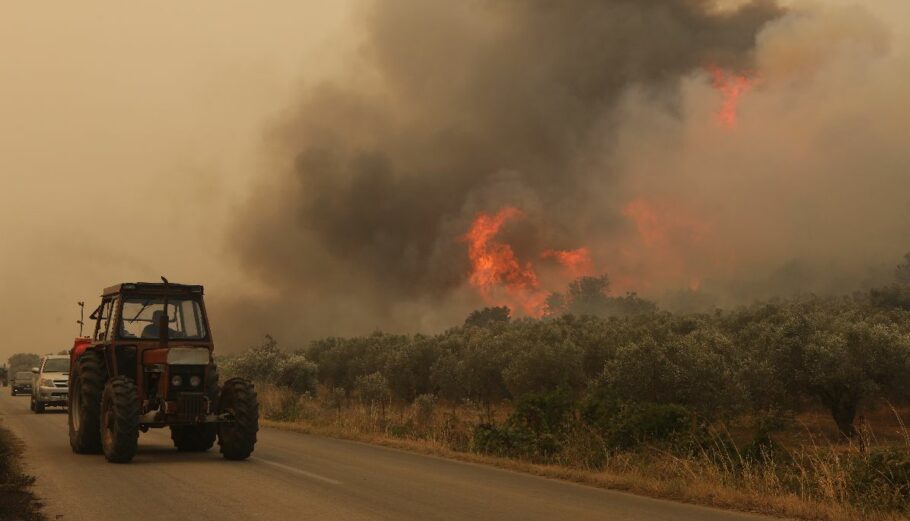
[0,392,773,521]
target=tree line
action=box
[226,273,910,440]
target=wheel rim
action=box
[221,408,237,441]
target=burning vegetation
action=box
[229,0,794,340]
[708,65,756,129]
[226,0,909,349]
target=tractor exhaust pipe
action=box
[159,276,170,347]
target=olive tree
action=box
[222,335,285,382]
[604,321,748,419]
[464,306,511,328]
[382,335,440,401]
[763,298,910,437]
[277,354,319,395]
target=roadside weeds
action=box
[0,419,45,521]
[259,396,910,521]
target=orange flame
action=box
[541,247,594,278]
[463,207,548,316]
[464,200,730,314]
[708,66,754,129]
[617,197,720,292]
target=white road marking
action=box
[252,457,343,485]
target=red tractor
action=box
[69,280,258,463]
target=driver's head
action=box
[151,310,165,323]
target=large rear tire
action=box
[101,377,139,463]
[69,351,107,454]
[217,379,258,460]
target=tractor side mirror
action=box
[30,367,39,374]
[159,313,169,346]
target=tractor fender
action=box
[70,337,92,365]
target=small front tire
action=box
[171,424,217,452]
[101,377,139,463]
[217,379,258,460]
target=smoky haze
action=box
[228,0,787,343]
[3,1,910,360]
[0,2,353,361]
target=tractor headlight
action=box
[171,375,183,387]
[189,375,201,388]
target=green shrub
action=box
[413,393,438,424]
[277,355,318,395]
[848,448,910,512]
[324,387,346,411]
[356,372,391,405]
[583,386,693,451]
[472,389,577,460]
[223,335,285,382]
[472,423,524,457]
[265,393,301,422]
[505,389,576,457]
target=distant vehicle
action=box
[31,355,69,413]
[11,372,33,396]
[69,280,258,463]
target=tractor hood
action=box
[142,347,211,366]
[167,347,211,365]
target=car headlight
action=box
[40,378,54,387]
[189,375,201,388]
[171,375,183,387]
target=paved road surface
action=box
[0,392,773,521]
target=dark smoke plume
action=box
[227,0,784,344]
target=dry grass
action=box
[257,385,910,521]
[0,420,44,521]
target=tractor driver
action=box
[141,310,181,339]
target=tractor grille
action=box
[176,393,206,421]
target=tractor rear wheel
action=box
[170,424,217,452]
[101,376,139,463]
[69,351,107,454]
[217,378,258,460]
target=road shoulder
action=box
[0,415,45,521]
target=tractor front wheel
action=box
[101,377,139,463]
[217,379,258,460]
[171,424,217,452]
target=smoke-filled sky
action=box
[2,1,909,360]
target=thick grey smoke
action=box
[225,0,785,343]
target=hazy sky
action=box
[1,1,908,361]
[1,2,355,359]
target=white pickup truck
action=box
[31,355,69,413]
